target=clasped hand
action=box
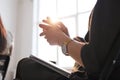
[39,17,70,46]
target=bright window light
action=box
[32,0,97,69]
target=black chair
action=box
[0,55,10,80]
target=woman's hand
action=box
[42,17,70,36]
[39,17,70,46]
[39,17,85,66]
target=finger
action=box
[47,17,51,22]
[39,24,50,30]
[43,19,49,24]
[44,36,47,39]
[42,17,52,24]
[73,37,80,42]
[56,22,65,30]
[56,22,69,36]
[40,31,46,36]
[56,21,64,27]
[43,29,47,32]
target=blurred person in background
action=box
[0,16,13,80]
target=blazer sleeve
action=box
[81,0,120,76]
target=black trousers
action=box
[14,58,69,80]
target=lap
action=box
[14,58,69,80]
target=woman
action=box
[39,0,120,80]
[0,16,13,80]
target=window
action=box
[32,0,97,68]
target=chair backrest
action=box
[0,55,10,80]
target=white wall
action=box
[0,0,17,33]
[0,0,33,80]
[14,0,33,61]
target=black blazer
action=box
[81,0,120,78]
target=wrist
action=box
[61,38,73,56]
[63,39,73,46]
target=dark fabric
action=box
[84,31,89,42]
[69,71,88,80]
[108,63,120,80]
[15,58,69,80]
[107,52,120,80]
[81,0,120,77]
[0,55,10,80]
